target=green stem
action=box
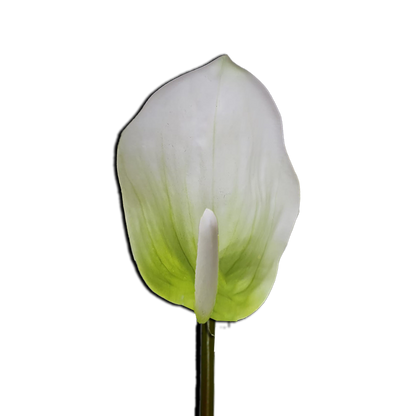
[197,319,216,416]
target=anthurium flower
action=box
[117,55,300,323]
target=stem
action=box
[199,319,218,416]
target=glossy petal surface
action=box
[117,55,300,321]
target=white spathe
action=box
[117,55,300,321]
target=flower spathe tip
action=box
[195,209,219,324]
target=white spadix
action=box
[194,209,219,324]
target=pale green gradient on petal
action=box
[117,55,300,321]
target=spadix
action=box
[117,55,300,322]
[195,209,219,324]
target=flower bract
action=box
[117,55,300,322]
